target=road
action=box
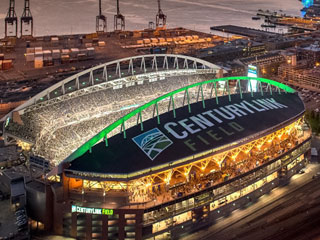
[182,162,320,240]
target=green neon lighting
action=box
[64,77,295,163]
[71,205,113,215]
[201,85,205,109]
[156,103,160,124]
[139,112,143,131]
[186,89,191,113]
[227,80,231,102]
[171,96,176,118]
[214,82,218,104]
[238,80,243,99]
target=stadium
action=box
[1,54,312,240]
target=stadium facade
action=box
[1,55,311,240]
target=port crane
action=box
[96,0,107,32]
[114,0,125,31]
[21,0,33,37]
[5,0,18,38]
[156,0,167,28]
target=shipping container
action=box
[86,33,98,39]
[34,47,43,53]
[61,55,70,63]
[78,53,87,61]
[133,31,142,38]
[26,48,35,54]
[25,53,35,62]
[192,35,199,40]
[51,37,59,42]
[43,50,52,57]
[87,47,95,57]
[151,38,158,43]
[61,49,70,55]
[79,49,88,55]
[52,50,61,60]
[44,57,53,66]
[98,41,106,47]
[70,48,80,58]
[34,57,43,69]
[143,39,151,44]
[35,51,43,58]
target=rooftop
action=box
[67,92,304,179]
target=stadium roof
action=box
[1,54,223,121]
[66,77,304,180]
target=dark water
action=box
[0,0,302,37]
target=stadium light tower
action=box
[21,0,34,37]
[114,0,125,31]
[5,0,18,38]
[96,0,107,33]
[156,0,167,28]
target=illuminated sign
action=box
[248,65,258,78]
[247,65,258,92]
[164,98,288,141]
[132,128,173,160]
[302,0,313,8]
[71,205,113,215]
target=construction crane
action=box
[96,0,106,32]
[5,0,18,38]
[21,0,33,37]
[156,0,167,28]
[114,0,125,31]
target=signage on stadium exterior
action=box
[132,128,173,160]
[164,97,287,140]
[131,97,289,159]
[71,205,113,215]
[163,97,288,153]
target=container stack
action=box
[43,50,53,66]
[2,60,13,70]
[34,57,43,69]
[24,44,96,67]
[52,50,61,61]
[133,34,213,48]
[98,41,106,47]
[87,47,95,59]
[51,37,59,47]
[70,48,80,61]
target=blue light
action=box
[302,0,313,8]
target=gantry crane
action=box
[156,0,166,28]
[5,0,18,38]
[114,0,125,31]
[21,0,33,37]
[96,0,106,32]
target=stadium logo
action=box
[132,128,173,160]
